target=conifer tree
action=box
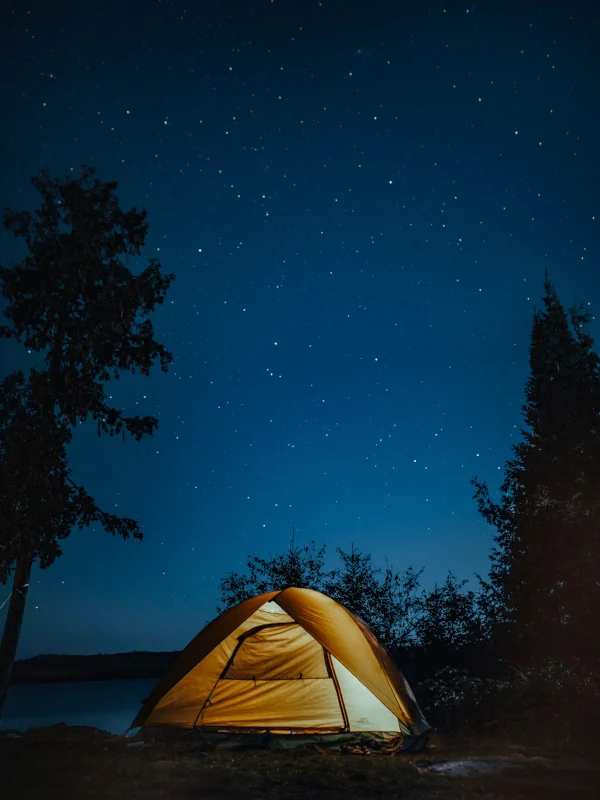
[472,273,600,665]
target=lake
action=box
[0,678,158,735]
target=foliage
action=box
[0,164,174,432]
[471,272,600,666]
[218,537,426,646]
[218,537,488,658]
[217,534,327,612]
[364,562,423,651]
[414,573,487,652]
[506,658,600,725]
[0,372,140,583]
[416,666,508,730]
[324,547,423,650]
[0,164,175,579]
[0,165,174,716]
[417,659,600,735]
[322,546,379,626]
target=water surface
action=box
[0,678,157,735]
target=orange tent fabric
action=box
[131,588,430,737]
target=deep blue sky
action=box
[1,0,598,658]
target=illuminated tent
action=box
[130,587,430,748]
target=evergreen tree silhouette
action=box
[472,273,600,666]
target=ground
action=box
[1,727,599,799]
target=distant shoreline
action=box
[10,651,180,685]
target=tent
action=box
[130,587,430,749]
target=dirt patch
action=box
[1,728,599,799]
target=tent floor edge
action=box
[129,727,428,753]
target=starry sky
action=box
[1,0,598,658]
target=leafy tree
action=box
[217,536,504,669]
[323,545,379,627]
[218,531,327,612]
[370,562,423,650]
[0,165,174,716]
[218,537,425,652]
[324,547,423,650]
[471,273,600,666]
[415,572,485,652]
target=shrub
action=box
[416,658,600,737]
[416,666,508,730]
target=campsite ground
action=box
[1,728,599,799]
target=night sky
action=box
[1,0,598,659]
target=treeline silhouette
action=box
[219,276,600,735]
[219,540,494,680]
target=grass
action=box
[1,729,599,799]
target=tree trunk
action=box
[0,553,32,720]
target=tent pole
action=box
[325,650,349,732]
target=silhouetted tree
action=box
[371,562,424,650]
[0,165,174,717]
[218,537,425,652]
[218,531,327,612]
[415,573,486,652]
[323,545,379,627]
[324,547,423,650]
[472,273,600,666]
[216,535,504,676]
